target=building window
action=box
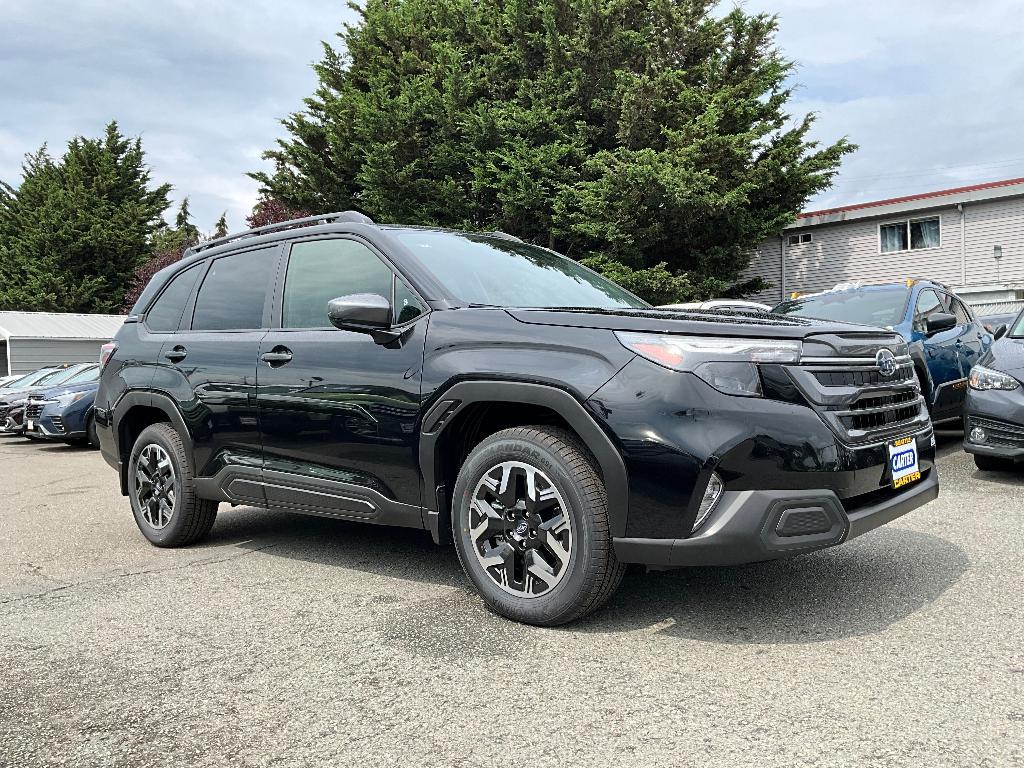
[788,233,812,246]
[879,216,940,253]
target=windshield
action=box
[773,288,910,328]
[3,368,56,389]
[32,366,86,388]
[62,366,99,385]
[390,230,647,309]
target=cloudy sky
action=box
[2,0,1022,230]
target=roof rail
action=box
[189,210,375,254]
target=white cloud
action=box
[0,0,358,230]
[738,0,1024,207]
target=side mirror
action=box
[328,293,392,330]
[327,294,399,344]
[994,324,1009,340]
[925,312,957,335]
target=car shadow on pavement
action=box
[204,506,968,645]
[573,527,969,644]
[202,507,466,589]
[0,438,93,452]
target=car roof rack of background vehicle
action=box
[188,210,376,255]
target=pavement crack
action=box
[0,543,281,606]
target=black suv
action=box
[96,211,939,625]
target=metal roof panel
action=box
[0,311,126,340]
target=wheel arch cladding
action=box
[113,391,191,496]
[419,380,629,543]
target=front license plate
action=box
[26,419,34,431]
[889,436,921,489]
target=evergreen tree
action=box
[175,197,201,242]
[151,198,202,253]
[0,121,171,313]
[213,212,229,238]
[251,0,853,302]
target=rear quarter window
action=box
[145,264,202,332]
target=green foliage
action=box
[252,0,853,303]
[213,212,229,239]
[0,121,171,313]
[151,197,202,254]
[580,256,695,306]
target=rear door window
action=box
[145,264,201,332]
[191,247,278,331]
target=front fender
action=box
[419,379,631,542]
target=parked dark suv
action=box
[96,212,940,625]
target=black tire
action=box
[452,425,625,626]
[128,423,217,547]
[86,413,99,449]
[974,454,1015,472]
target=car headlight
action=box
[615,332,802,397]
[968,365,1020,391]
[55,391,88,407]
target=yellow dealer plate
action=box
[889,436,921,489]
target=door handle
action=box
[164,346,187,363]
[261,347,293,366]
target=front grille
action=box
[841,390,920,431]
[784,333,930,444]
[813,366,915,387]
[970,416,1024,448]
[849,390,918,411]
[26,403,44,419]
[843,401,920,431]
[0,405,9,421]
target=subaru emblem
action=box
[876,348,897,377]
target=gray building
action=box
[745,177,1024,315]
[0,311,126,376]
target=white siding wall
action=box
[8,338,106,374]
[745,195,1024,303]
[744,239,783,304]
[963,196,1024,283]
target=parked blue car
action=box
[24,364,101,446]
[773,280,992,423]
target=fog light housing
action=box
[692,472,723,533]
[969,426,987,444]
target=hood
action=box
[505,306,889,341]
[32,381,99,401]
[0,386,43,404]
[982,336,1024,374]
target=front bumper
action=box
[25,406,80,440]
[614,468,939,567]
[962,387,1024,459]
[1,407,25,434]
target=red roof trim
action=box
[798,176,1024,219]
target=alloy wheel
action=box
[134,444,177,529]
[468,461,573,597]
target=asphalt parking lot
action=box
[1,430,1021,768]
